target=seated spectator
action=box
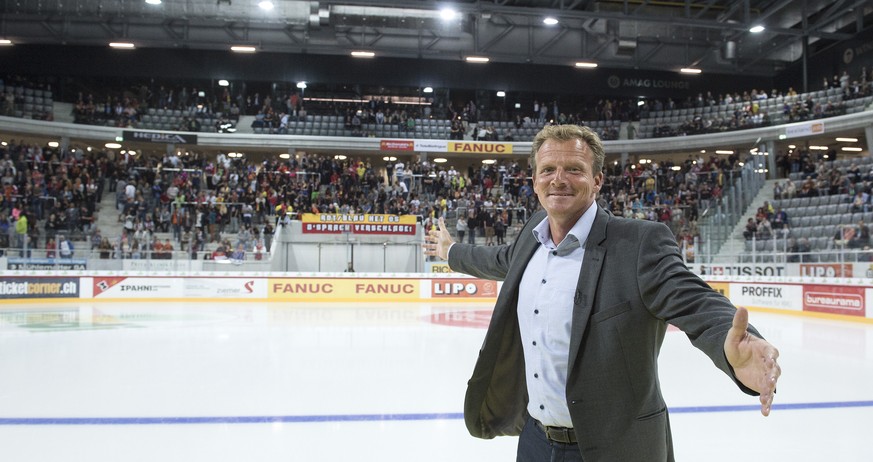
[57,234,74,259]
[45,237,56,258]
[855,220,871,248]
[503,129,514,141]
[757,216,773,240]
[98,237,113,259]
[743,218,757,240]
[772,208,789,234]
[851,191,869,213]
[231,243,246,261]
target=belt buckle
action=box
[547,426,573,444]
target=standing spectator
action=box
[456,215,468,243]
[15,211,28,256]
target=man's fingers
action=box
[732,306,749,332]
[760,392,773,416]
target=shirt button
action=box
[534,373,539,378]
[534,309,539,314]
[541,279,546,284]
[532,341,537,346]
[552,251,557,256]
[539,405,545,410]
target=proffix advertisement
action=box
[729,283,803,311]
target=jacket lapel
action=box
[567,206,609,378]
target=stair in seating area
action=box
[716,178,780,259]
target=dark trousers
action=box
[517,417,583,462]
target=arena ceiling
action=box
[1,0,871,78]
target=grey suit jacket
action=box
[448,206,760,462]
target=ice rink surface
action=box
[1,301,871,461]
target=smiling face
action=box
[533,138,603,233]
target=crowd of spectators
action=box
[646,66,873,139]
[5,70,873,264]
[0,139,105,257]
[3,131,753,263]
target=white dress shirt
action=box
[518,204,597,427]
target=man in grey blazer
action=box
[423,125,781,461]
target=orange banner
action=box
[447,141,513,154]
[269,278,420,301]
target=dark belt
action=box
[534,419,577,444]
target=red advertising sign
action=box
[380,140,414,151]
[800,264,853,278]
[431,279,498,298]
[803,284,865,317]
[302,223,416,235]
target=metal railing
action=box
[695,163,768,261]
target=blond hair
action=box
[530,125,605,174]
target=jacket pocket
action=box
[636,406,666,421]
[591,300,631,323]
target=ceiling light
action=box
[145,0,162,5]
[423,87,434,93]
[482,159,496,165]
[335,155,347,160]
[231,46,257,53]
[296,81,307,89]
[47,141,59,148]
[217,79,230,87]
[351,51,375,58]
[440,8,457,21]
[809,145,829,150]
[836,137,859,142]
[671,166,682,171]
[575,62,597,68]
[496,91,506,97]
[433,158,447,163]
[109,42,135,49]
[105,142,122,149]
[543,17,558,26]
[715,150,734,155]
[842,147,863,152]
[0,39,11,46]
[258,1,274,11]
[279,153,291,159]
[465,56,490,63]
[680,68,702,74]
[749,25,765,33]
[383,156,397,162]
